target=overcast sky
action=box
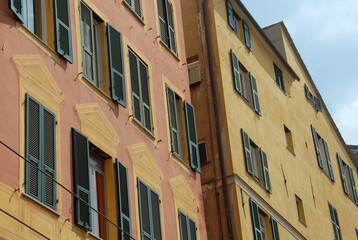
[241,0,358,145]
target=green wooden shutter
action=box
[9,0,24,23]
[138,179,151,239]
[116,159,131,240]
[347,166,358,204]
[314,96,322,112]
[337,153,349,194]
[150,189,162,240]
[179,210,197,240]
[249,199,262,240]
[243,21,252,50]
[311,125,323,168]
[166,1,176,54]
[226,0,235,30]
[250,73,261,114]
[157,0,169,46]
[138,60,153,132]
[270,217,280,240]
[188,219,197,240]
[108,24,126,107]
[261,149,271,192]
[328,203,342,240]
[72,128,91,230]
[230,50,242,94]
[304,84,311,100]
[166,86,182,157]
[241,129,253,175]
[133,0,142,18]
[184,101,201,173]
[129,49,141,123]
[322,139,335,182]
[54,0,73,63]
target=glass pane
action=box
[56,0,69,25]
[81,4,92,50]
[59,24,70,55]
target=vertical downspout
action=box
[202,0,234,239]
[195,0,224,239]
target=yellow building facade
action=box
[180,0,358,239]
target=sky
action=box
[241,0,358,145]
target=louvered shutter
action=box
[116,159,131,240]
[80,3,95,81]
[337,153,349,194]
[166,1,176,54]
[322,139,335,181]
[166,86,181,157]
[243,21,252,50]
[54,0,73,63]
[328,203,342,240]
[184,101,201,172]
[179,210,197,240]
[138,179,151,239]
[72,128,91,230]
[304,84,311,100]
[150,190,162,240]
[157,0,169,46]
[241,129,253,174]
[129,49,141,123]
[261,149,271,192]
[314,96,322,112]
[311,125,323,168]
[249,199,262,240]
[347,166,358,204]
[9,0,24,23]
[189,219,197,240]
[250,73,261,114]
[139,60,153,132]
[108,24,126,107]
[230,50,242,94]
[270,217,280,240]
[226,0,235,30]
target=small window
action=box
[199,141,208,166]
[337,153,358,204]
[179,210,197,240]
[295,195,305,224]
[124,0,142,19]
[274,63,284,92]
[188,61,201,85]
[157,0,177,54]
[328,203,342,240]
[284,125,294,152]
[242,21,252,50]
[259,210,268,240]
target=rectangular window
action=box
[179,210,197,240]
[284,125,294,152]
[124,0,142,19]
[26,94,56,209]
[274,63,284,91]
[199,141,208,166]
[129,48,153,133]
[138,179,162,240]
[10,0,73,62]
[188,61,201,85]
[157,0,177,54]
[337,153,358,204]
[243,21,252,50]
[295,195,305,224]
[328,203,342,240]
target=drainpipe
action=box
[202,0,234,239]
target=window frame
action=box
[273,63,285,92]
[156,0,177,55]
[295,195,306,224]
[123,0,143,19]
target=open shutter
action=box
[116,159,131,239]
[314,96,322,112]
[108,24,126,107]
[243,21,252,50]
[250,73,261,114]
[166,1,176,54]
[261,149,271,192]
[129,50,142,123]
[226,0,235,30]
[230,50,242,94]
[157,0,169,46]
[323,139,335,182]
[328,203,342,240]
[185,101,201,173]
[347,166,358,204]
[72,128,91,230]
[337,153,349,194]
[304,84,311,100]
[311,125,323,168]
[270,217,280,240]
[54,0,73,63]
[139,60,153,132]
[241,129,253,175]
[166,86,181,157]
[9,0,24,23]
[249,199,262,240]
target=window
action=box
[328,203,342,240]
[243,21,252,50]
[124,0,142,19]
[199,141,208,166]
[25,94,56,209]
[188,61,201,85]
[137,178,162,240]
[10,0,73,62]
[295,195,305,224]
[80,1,126,106]
[249,199,280,240]
[179,210,197,240]
[304,84,322,112]
[274,63,285,92]
[166,85,201,172]
[231,50,261,114]
[242,129,271,192]
[129,48,153,133]
[157,0,177,54]
[284,125,294,152]
[337,153,358,204]
[311,125,335,181]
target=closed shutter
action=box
[157,0,169,46]
[54,0,73,63]
[129,49,141,123]
[323,139,335,182]
[166,86,182,157]
[189,219,197,240]
[250,73,261,114]
[230,50,242,94]
[226,0,235,30]
[241,129,253,175]
[270,217,280,240]
[243,21,252,50]
[347,166,358,204]
[179,210,197,240]
[9,0,24,23]
[150,190,162,240]
[261,149,271,192]
[72,128,91,230]
[249,199,262,240]
[311,125,323,168]
[133,0,142,18]
[304,84,311,100]
[166,1,176,54]
[314,96,322,112]
[328,203,342,240]
[116,159,131,240]
[108,24,126,107]
[337,153,349,194]
[138,180,151,240]
[139,60,153,132]
[184,101,201,173]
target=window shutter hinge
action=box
[56,199,59,203]
[55,121,58,125]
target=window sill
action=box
[130,117,156,143]
[235,91,260,116]
[88,231,104,240]
[170,151,195,175]
[159,40,180,62]
[122,1,145,25]
[250,174,271,194]
[286,146,296,156]
[22,192,60,217]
